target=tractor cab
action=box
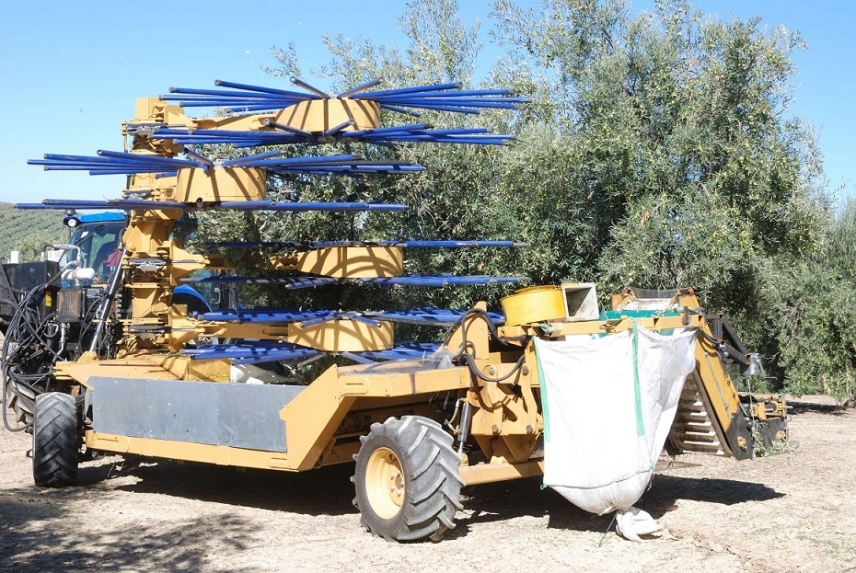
[62,212,125,284]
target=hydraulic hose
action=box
[88,247,127,355]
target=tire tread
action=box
[32,393,79,487]
[353,415,462,542]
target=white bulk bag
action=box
[535,324,697,515]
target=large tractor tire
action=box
[4,378,36,427]
[352,416,463,542]
[32,393,79,487]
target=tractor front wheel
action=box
[352,416,463,542]
[32,393,80,487]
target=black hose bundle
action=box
[1,264,67,432]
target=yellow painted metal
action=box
[84,432,549,484]
[501,285,566,326]
[129,98,193,129]
[123,219,173,255]
[49,77,780,498]
[267,246,403,278]
[469,347,541,464]
[294,246,403,278]
[459,459,545,486]
[276,366,357,471]
[366,447,405,519]
[126,172,179,201]
[81,362,471,473]
[287,319,394,352]
[55,354,231,388]
[175,166,266,203]
[336,361,471,397]
[695,334,741,437]
[274,98,380,133]
[86,431,299,471]
[498,314,703,339]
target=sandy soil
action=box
[1,400,854,573]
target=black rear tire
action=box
[33,393,79,487]
[4,378,36,427]
[352,416,463,542]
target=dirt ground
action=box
[1,399,854,573]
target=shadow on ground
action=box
[81,454,358,517]
[0,494,255,573]
[788,401,850,416]
[447,473,784,538]
[31,451,784,544]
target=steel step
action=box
[669,376,726,456]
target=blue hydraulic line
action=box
[214,79,316,98]
[299,313,382,328]
[147,127,304,147]
[264,120,317,138]
[366,308,506,325]
[41,199,191,210]
[217,200,277,210]
[182,341,441,365]
[197,309,334,323]
[196,307,506,326]
[30,150,422,177]
[374,99,522,110]
[149,125,510,146]
[340,352,377,365]
[180,275,524,288]
[372,95,528,104]
[182,341,320,363]
[96,150,201,167]
[386,104,480,114]
[289,77,331,98]
[168,87,293,99]
[342,123,429,135]
[216,201,407,212]
[232,351,317,365]
[261,164,423,175]
[15,204,50,210]
[159,79,527,116]
[182,148,214,167]
[380,104,422,117]
[180,276,340,288]
[251,154,363,165]
[204,240,526,249]
[362,276,522,287]
[353,82,462,98]
[220,149,285,167]
[323,120,354,138]
[336,78,384,98]
[359,343,441,361]
[29,151,206,175]
[19,199,407,213]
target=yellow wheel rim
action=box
[366,446,405,519]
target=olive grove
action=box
[191,0,853,400]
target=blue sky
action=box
[0,1,852,205]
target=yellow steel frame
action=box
[79,311,711,483]
[53,84,784,490]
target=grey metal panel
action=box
[89,377,305,452]
[218,383,304,451]
[151,380,219,444]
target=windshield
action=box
[66,222,124,283]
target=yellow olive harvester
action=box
[13,77,787,542]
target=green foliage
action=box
[759,200,856,401]
[0,203,68,263]
[188,0,851,399]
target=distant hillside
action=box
[0,202,68,262]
